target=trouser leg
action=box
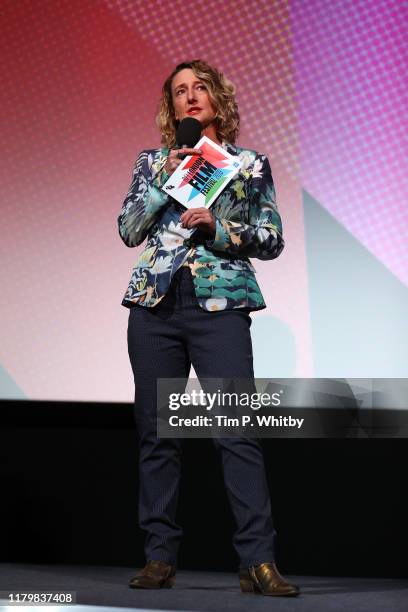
[127,294,190,565]
[210,435,276,568]
[179,270,277,567]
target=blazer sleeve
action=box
[117,150,170,247]
[205,153,285,260]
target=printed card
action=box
[161,135,243,209]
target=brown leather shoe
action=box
[129,560,176,589]
[239,561,300,596]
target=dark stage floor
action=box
[0,563,407,612]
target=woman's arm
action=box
[205,154,285,260]
[117,151,170,248]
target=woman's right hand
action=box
[163,148,203,175]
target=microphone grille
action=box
[175,117,202,148]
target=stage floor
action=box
[0,563,407,612]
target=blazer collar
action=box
[221,141,239,156]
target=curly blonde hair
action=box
[156,59,240,148]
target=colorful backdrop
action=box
[1,0,406,401]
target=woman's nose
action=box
[187,90,197,103]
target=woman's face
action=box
[171,68,217,129]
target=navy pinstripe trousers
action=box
[127,266,277,568]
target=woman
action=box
[118,59,299,597]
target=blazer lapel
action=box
[222,141,250,181]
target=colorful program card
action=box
[161,135,243,209]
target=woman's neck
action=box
[201,123,221,145]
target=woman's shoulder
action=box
[225,142,258,156]
[134,148,169,174]
[224,142,265,159]
[139,146,169,154]
[223,142,264,173]
[137,147,169,160]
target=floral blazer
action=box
[117,142,284,312]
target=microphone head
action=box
[175,117,202,148]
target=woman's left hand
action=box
[180,208,216,237]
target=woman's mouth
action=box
[187,108,202,115]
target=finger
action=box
[189,219,212,228]
[186,207,208,213]
[181,214,208,225]
[181,212,204,222]
[182,217,211,229]
[181,208,209,218]
[186,216,212,227]
[171,148,203,156]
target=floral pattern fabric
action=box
[118,142,284,312]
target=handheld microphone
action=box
[175,117,202,159]
[174,117,203,237]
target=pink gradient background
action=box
[1,0,405,401]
